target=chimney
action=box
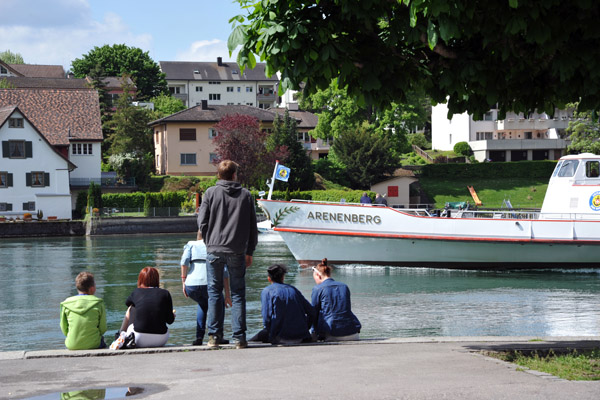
[201,100,208,110]
[217,57,222,66]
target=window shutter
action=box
[25,141,33,158]
[6,203,12,211]
[23,202,28,210]
[26,173,31,186]
[44,173,50,186]
[7,173,12,187]
[2,141,7,158]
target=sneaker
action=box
[207,335,220,349]
[235,339,248,349]
[218,338,230,345]
[192,339,203,346]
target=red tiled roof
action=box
[0,89,103,145]
[8,64,65,78]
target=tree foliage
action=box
[0,50,24,64]
[230,0,600,117]
[266,110,315,190]
[453,141,473,157]
[150,94,186,119]
[331,123,399,189]
[71,44,167,100]
[212,114,286,188]
[567,108,600,155]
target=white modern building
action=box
[160,58,279,109]
[431,103,573,162]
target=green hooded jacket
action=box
[60,295,106,350]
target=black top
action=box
[126,288,175,334]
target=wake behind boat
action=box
[257,154,600,269]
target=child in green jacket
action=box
[60,272,107,350]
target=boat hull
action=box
[258,199,600,269]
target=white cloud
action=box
[175,39,239,63]
[0,4,153,70]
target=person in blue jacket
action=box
[250,264,315,344]
[311,258,361,341]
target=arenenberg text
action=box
[307,211,382,224]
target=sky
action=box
[0,0,245,70]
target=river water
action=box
[1,233,599,352]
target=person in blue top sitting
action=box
[181,231,231,346]
[311,258,361,341]
[250,264,315,344]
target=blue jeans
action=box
[206,252,246,341]
[185,285,208,340]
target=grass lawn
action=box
[488,348,600,381]
[419,177,548,208]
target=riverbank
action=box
[0,216,197,238]
[2,337,599,399]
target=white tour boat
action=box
[257,154,600,269]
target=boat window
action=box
[557,160,579,177]
[586,161,600,178]
[551,161,563,177]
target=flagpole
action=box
[267,160,279,200]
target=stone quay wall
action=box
[0,216,198,238]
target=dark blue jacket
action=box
[261,282,315,342]
[312,279,361,337]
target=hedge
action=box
[251,189,374,204]
[419,160,556,179]
[102,191,187,208]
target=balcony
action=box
[497,118,569,131]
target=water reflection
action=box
[0,234,599,352]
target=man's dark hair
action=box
[75,271,95,293]
[217,160,239,180]
[267,264,287,283]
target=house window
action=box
[31,172,45,187]
[0,66,7,75]
[169,86,181,94]
[246,87,253,92]
[237,87,241,92]
[209,94,221,101]
[8,118,24,128]
[6,140,26,158]
[208,81,221,85]
[72,143,93,155]
[0,171,12,188]
[525,131,533,139]
[180,153,196,165]
[23,201,35,211]
[208,128,218,139]
[195,86,203,92]
[209,153,218,163]
[0,202,13,211]
[227,102,234,105]
[227,87,234,92]
[179,128,197,141]
[246,103,253,106]
[388,186,399,197]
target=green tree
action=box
[266,110,315,190]
[0,79,14,89]
[229,0,600,117]
[108,152,154,187]
[86,182,102,212]
[150,94,186,118]
[106,78,154,156]
[71,44,167,100]
[453,142,473,157]
[331,123,399,189]
[567,109,600,154]
[86,64,113,155]
[0,50,24,64]
[407,133,429,149]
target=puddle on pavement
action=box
[25,386,144,399]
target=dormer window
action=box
[8,118,24,128]
[194,70,200,74]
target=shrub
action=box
[408,133,429,149]
[87,182,102,212]
[453,141,472,156]
[433,155,448,164]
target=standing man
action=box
[198,160,258,349]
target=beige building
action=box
[370,169,418,208]
[149,102,282,176]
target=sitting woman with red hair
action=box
[119,266,175,348]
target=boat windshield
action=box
[557,160,579,177]
[552,161,563,177]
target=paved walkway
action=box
[1,337,599,399]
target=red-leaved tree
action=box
[212,114,288,188]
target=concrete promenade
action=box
[1,337,599,399]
